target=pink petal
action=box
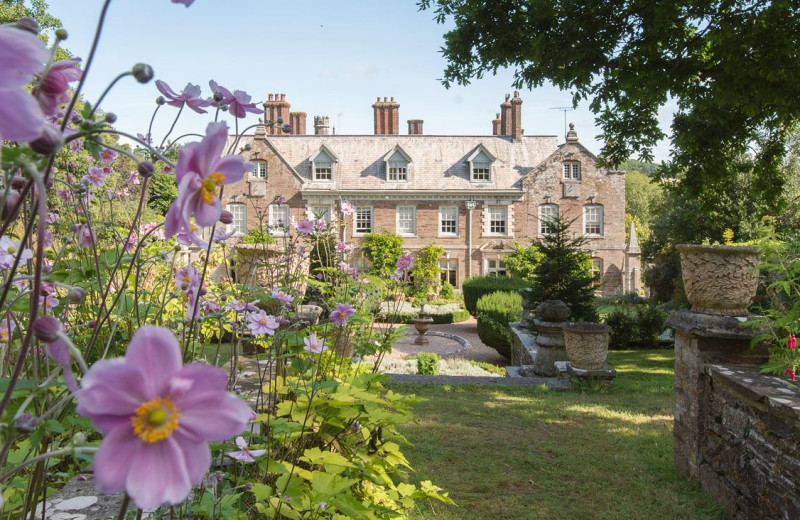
[0,88,45,142]
[214,155,248,184]
[0,27,49,86]
[227,450,253,462]
[192,195,221,227]
[177,392,250,442]
[77,359,147,425]
[125,326,182,398]
[155,80,178,100]
[235,436,247,449]
[94,427,141,493]
[194,122,228,176]
[126,437,191,509]
[173,431,211,485]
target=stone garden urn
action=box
[412,307,434,346]
[532,300,571,376]
[563,322,611,370]
[676,244,760,317]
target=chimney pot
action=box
[376,96,381,102]
[268,94,274,101]
[391,96,395,102]
[383,96,388,102]
[280,94,285,101]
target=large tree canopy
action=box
[420,0,800,210]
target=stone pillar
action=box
[668,310,768,481]
[532,300,571,376]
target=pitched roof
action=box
[230,134,559,192]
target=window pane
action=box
[489,206,507,234]
[253,161,267,179]
[314,159,332,180]
[355,207,372,234]
[226,204,246,234]
[439,206,458,235]
[269,204,289,233]
[584,205,603,235]
[397,206,416,235]
[388,161,408,181]
[309,205,331,222]
[539,204,558,235]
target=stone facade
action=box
[669,310,800,518]
[222,93,640,295]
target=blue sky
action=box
[49,0,672,161]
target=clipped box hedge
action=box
[462,276,529,315]
[476,291,523,359]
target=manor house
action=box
[223,92,640,296]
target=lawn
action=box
[391,350,721,520]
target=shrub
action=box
[476,291,523,358]
[462,276,529,315]
[417,352,440,375]
[605,308,639,348]
[413,243,445,296]
[440,280,455,300]
[504,243,544,281]
[636,304,669,346]
[241,227,274,244]
[361,231,404,276]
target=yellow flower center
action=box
[7,246,15,254]
[260,317,267,325]
[131,396,181,443]
[201,172,226,204]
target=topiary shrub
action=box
[361,231,404,276]
[417,352,440,375]
[636,304,669,347]
[462,276,529,315]
[439,280,455,300]
[476,291,523,358]
[604,308,639,348]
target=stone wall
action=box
[670,310,800,518]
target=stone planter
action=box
[412,313,434,346]
[677,244,760,317]
[563,322,611,370]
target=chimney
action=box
[500,94,512,136]
[492,112,501,136]
[511,91,523,140]
[408,119,424,135]
[263,93,291,135]
[372,96,400,135]
[289,111,306,135]
[314,115,330,135]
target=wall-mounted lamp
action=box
[465,198,477,210]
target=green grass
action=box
[391,350,721,520]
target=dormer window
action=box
[563,161,581,180]
[383,146,412,182]
[252,160,267,179]
[310,146,338,182]
[467,146,495,182]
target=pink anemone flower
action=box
[76,326,251,509]
[330,303,355,327]
[155,81,211,114]
[164,122,250,240]
[227,436,266,463]
[208,80,261,118]
[35,58,82,117]
[0,26,50,141]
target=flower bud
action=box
[244,482,253,491]
[2,189,21,221]
[156,95,166,106]
[137,161,155,178]
[10,176,27,190]
[281,124,292,133]
[276,117,284,125]
[71,114,83,125]
[33,316,63,343]
[174,244,182,252]
[30,125,64,155]
[55,28,68,41]
[219,210,233,225]
[213,91,224,103]
[14,413,38,433]
[87,319,97,328]
[67,286,85,303]
[131,63,154,84]
[15,17,40,35]
[104,112,117,124]
[72,432,87,445]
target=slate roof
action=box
[231,134,559,192]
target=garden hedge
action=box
[462,276,529,315]
[476,291,523,359]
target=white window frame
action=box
[591,257,603,286]
[396,206,416,236]
[388,160,408,182]
[252,160,267,179]
[471,156,492,182]
[438,205,458,237]
[488,205,508,235]
[311,148,336,182]
[538,203,559,236]
[584,204,604,237]
[308,205,331,223]
[485,258,508,277]
[354,206,373,235]
[226,203,247,235]
[563,161,581,181]
[268,204,290,235]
